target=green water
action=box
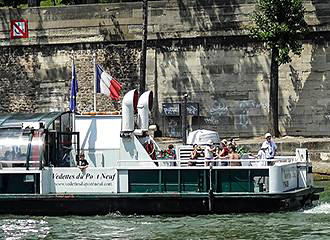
[1,181,330,240]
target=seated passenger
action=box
[167,144,176,159]
[228,144,241,166]
[3,151,13,167]
[188,144,203,166]
[78,151,89,170]
[166,144,176,166]
[4,151,13,161]
[12,146,21,159]
[153,124,162,138]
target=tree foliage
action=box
[0,0,97,7]
[249,0,309,65]
[249,0,308,136]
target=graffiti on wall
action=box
[163,103,180,116]
[237,100,267,129]
[168,118,181,137]
[204,99,229,125]
[187,103,199,116]
[203,99,267,130]
[325,114,330,121]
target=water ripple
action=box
[304,202,330,214]
[0,181,329,239]
[0,218,50,240]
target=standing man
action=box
[204,140,216,166]
[228,144,241,166]
[263,133,277,165]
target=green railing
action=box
[128,168,269,193]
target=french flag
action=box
[96,64,122,101]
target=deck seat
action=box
[176,146,205,167]
[240,154,251,166]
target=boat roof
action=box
[0,112,67,129]
[187,129,220,145]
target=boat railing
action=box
[117,156,298,168]
[0,159,40,169]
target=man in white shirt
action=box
[262,133,277,165]
[204,140,215,166]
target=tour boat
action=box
[0,90,323,215]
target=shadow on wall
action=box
[283,2,330,136]
[99,13,125,41]
[0,7,68,113]
[156,0,269,137]
[100,45,140,111]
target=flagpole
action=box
[72,54,76,131]
[71,51,77,158]
[93,52,97,112]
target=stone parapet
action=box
[0,1,328,46]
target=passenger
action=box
[167,144,176,166]
[12,146,21,159]
[219,139,229,157]
[256,142,268,166]
[262,133,277,165]
[204,140,216,166]
[215,146,221,157]
[78,151,89,170]
[216,139,229,166]
[153,124,163,138]
[228,144,241,166]
[167,144,176,159]
[4,150,13,161]
[229,138,237,147]
[188,144,203,166]
[3,151,13,167]
[214,146,222,166]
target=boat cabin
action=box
[0,112,78,170]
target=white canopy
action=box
[187,129,220,145]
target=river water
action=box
[0,181,329,240]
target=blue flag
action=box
[69,63,78,112]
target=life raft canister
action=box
[145,141,156,160]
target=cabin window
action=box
[0,112,76,169]
[0,129,30,168]
[54,120,61,132]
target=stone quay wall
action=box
[0,0,329,137]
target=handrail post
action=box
[159,169,162,192]
[26,132,33,170]
[178,169,181,192]
[208,165,213,212]
[181,94,188,145]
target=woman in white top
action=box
[256,142,268,166]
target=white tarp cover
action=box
[187,130,220,145]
